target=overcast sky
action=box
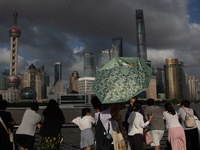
[0,0,200,90]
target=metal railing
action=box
[13,124,169,150]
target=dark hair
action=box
[31,102,39,111]
[164,103,175,115]
[181,100,190,108]
[132,100,141,112]
[147,98,155,106]
[0,100,7,110]
[91,96,102,110]
[81,108,91,118]
[43,99,60,118]
[0,94,2,100]
[131,96,138,100]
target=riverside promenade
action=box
[10,104,200,150]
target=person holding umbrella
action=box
[91,96,125,150]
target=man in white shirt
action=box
[91,96,125,150]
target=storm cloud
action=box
[0,0,200,89]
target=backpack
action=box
[183,108,195,128]
[95,113,113,150]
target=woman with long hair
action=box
[128,100,153,150]
[40,99,65,150]
[163,103,186,150]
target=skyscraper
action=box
[37,65,49,99]
[84,51,96,77]
[23,64,42,101]
[98,49,110,70]
[136,9,147,61]
[54,62,62,85]
[152,66,165,94]
[112,37,123,57]
[189,76,196,100]
[179,61,187,100]
[164,58,180,100]
[69,71,80,93]
[9,7,21,75]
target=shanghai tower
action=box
[136,9,147,61]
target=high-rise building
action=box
[23,64,42,101]
[112,37,123,57]
[179,61,187,100]
[0,5,21,103]
[185,73,189,100]
[69,71,80,93]
[189,76,196,100]
[98,49,110,70]
[136,9,147,61]
[164,58,180,100]
[37,65,49,99]
[146,75,157,100]
[78,77,95,94]
[84,51,96,77]
[9,8,21,75]
[152,66,165,95]
[54,62,62,85]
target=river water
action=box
[7,104,200,150]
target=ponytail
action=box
[164,103,175,115]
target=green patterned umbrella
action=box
[92,57,152,104]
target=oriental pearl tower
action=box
[6,4,21,90]
[8,5,21,75]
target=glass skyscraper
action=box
[84,51,96,77]
[136,9,147,61]
[111,37,123,59]
[54,62,62,85]
[98,49,110,70]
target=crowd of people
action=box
[0,93,199,150]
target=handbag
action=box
[0,116,15,149]
[143,130,153,144]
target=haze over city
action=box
[1,0,200,89]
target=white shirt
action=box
[16,109,41,136]
[95,109,113,137]
[128,111,150,136]
[163,111,181,129]
[72,115,95,130]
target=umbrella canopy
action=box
[92,57,152,104]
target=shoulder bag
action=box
[0,116,15,149]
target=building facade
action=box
[146,75,158,100]
[54,62,62,85]
[112,37,123,57]
[98,49,111,70]
[152,66,165,95]
[78,77,95,94]
[37,65,49,99]
[136,9,147,61]
[84,51,96,77]
[179,61,187,100]
[164,58,180,100]
[189,76,196,100]
[23,64,42,101]
[69,71,80,93]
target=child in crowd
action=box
[71,108,95,150]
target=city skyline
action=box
[0,0,200,88]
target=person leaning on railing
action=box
[39,99,65,150]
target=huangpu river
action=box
[7,104,200,150]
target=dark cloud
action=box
[0,0,200,88]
